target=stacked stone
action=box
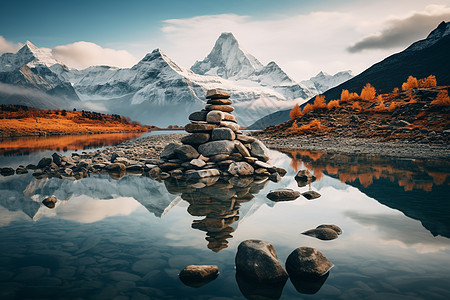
[158,89,286,180]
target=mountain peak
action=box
[135,48,184,73]
[24,40,38,50]
[427,21,450,40]
[191,32,263,79]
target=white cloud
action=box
[348,4,450,52]
[0,36,21,54]
[52,41,138,69]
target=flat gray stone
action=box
[249,140,270,162]
[198,140,235,156]
[160,143,181,159]
[189,111,208,122]
[212,127,235,141]
[186,169,220,180]
[174,145,199,161]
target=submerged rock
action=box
[235,240,288,283]
[179,265,219,288]
[285,247,333,278]
[266,189,301,202]
[290,271,330,295]
[317,224,342,235]
[302,228,339,240]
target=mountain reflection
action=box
[285,150,449,192]
[163,175,269,252]
[285,150,450,238]
[0,132,143,156]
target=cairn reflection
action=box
[163,174,270,252]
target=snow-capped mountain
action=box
[0,33,349,127]
[191,32,263,80]
[300,70,353,95]
[53,34,316,126]
[0,41,79,102]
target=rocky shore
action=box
[254,135,450,160]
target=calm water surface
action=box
[0,135,449,299]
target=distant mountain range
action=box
[0,33,351,127]
[248,21,450,130]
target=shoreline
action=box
[255,134,450,160]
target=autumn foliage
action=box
[360,83,376,101]
[431,90,450,106]
[327,100,340,110]
[402,76,419,90]
[373,101,387,112]
[340,89,359,102]
[290,119,324,134]
[418,75,437,88]
[0,105,149,138]
[290,103,302,119]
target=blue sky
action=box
[1,0,334,46]
[1,0,449,80]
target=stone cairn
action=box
[157,89,286,180]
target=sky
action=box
[1,0,449,81]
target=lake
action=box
[0,133,449,299]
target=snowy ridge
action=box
[0,41,62,72]
[1,33,353,126]
[300,70,353,95]
[407,21,450,52]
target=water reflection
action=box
[0,132,144,156]
[284,150,450,238]
[0,148,449,299]
[164,175,269,252]
[285,149,449,192]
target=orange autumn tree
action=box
[431,90,450,106]
[302,95,326,115]
[313,95,327,109]
[290,103,302,119]
[360,83,376,101]
[402,76,418,90]
[340,89,359,102]
[418,75,437,88]
[327,100,340,110]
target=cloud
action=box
[0,36,21,54]
[52,41,138,69]
[348,5,450,53]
